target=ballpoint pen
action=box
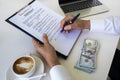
[60,13,80,32]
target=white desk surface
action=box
[0,0,120,80]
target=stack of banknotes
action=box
[74,38,99,73]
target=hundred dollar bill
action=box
[74,38,99,73]
[75,60,95,73]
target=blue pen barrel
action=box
[71,13,80,22]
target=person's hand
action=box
[32,33,60,68]
[60,15,90,32]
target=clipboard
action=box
[6,0,81,59]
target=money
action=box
[74,38,99,73]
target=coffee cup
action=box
[11,55,36,78]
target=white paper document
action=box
[6,0,81,58]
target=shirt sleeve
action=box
[90,16,120,35]
[50,65,74,80]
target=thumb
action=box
[43,33,49,45]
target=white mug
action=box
[11,55,36,78]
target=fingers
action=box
[64,25,72,31]
[60,15,73,29]
[32,38,42,51]
[32,33,49,47]
[42,33,50,45]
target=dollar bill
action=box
[75,60,95,73]
[74,38,99,73]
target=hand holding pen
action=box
[60,13,80,33]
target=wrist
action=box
[77,19,90,30]
[49,60,60,68]
[84,20,90,30]
[45,55,60,68]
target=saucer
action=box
[6,54,44,80]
